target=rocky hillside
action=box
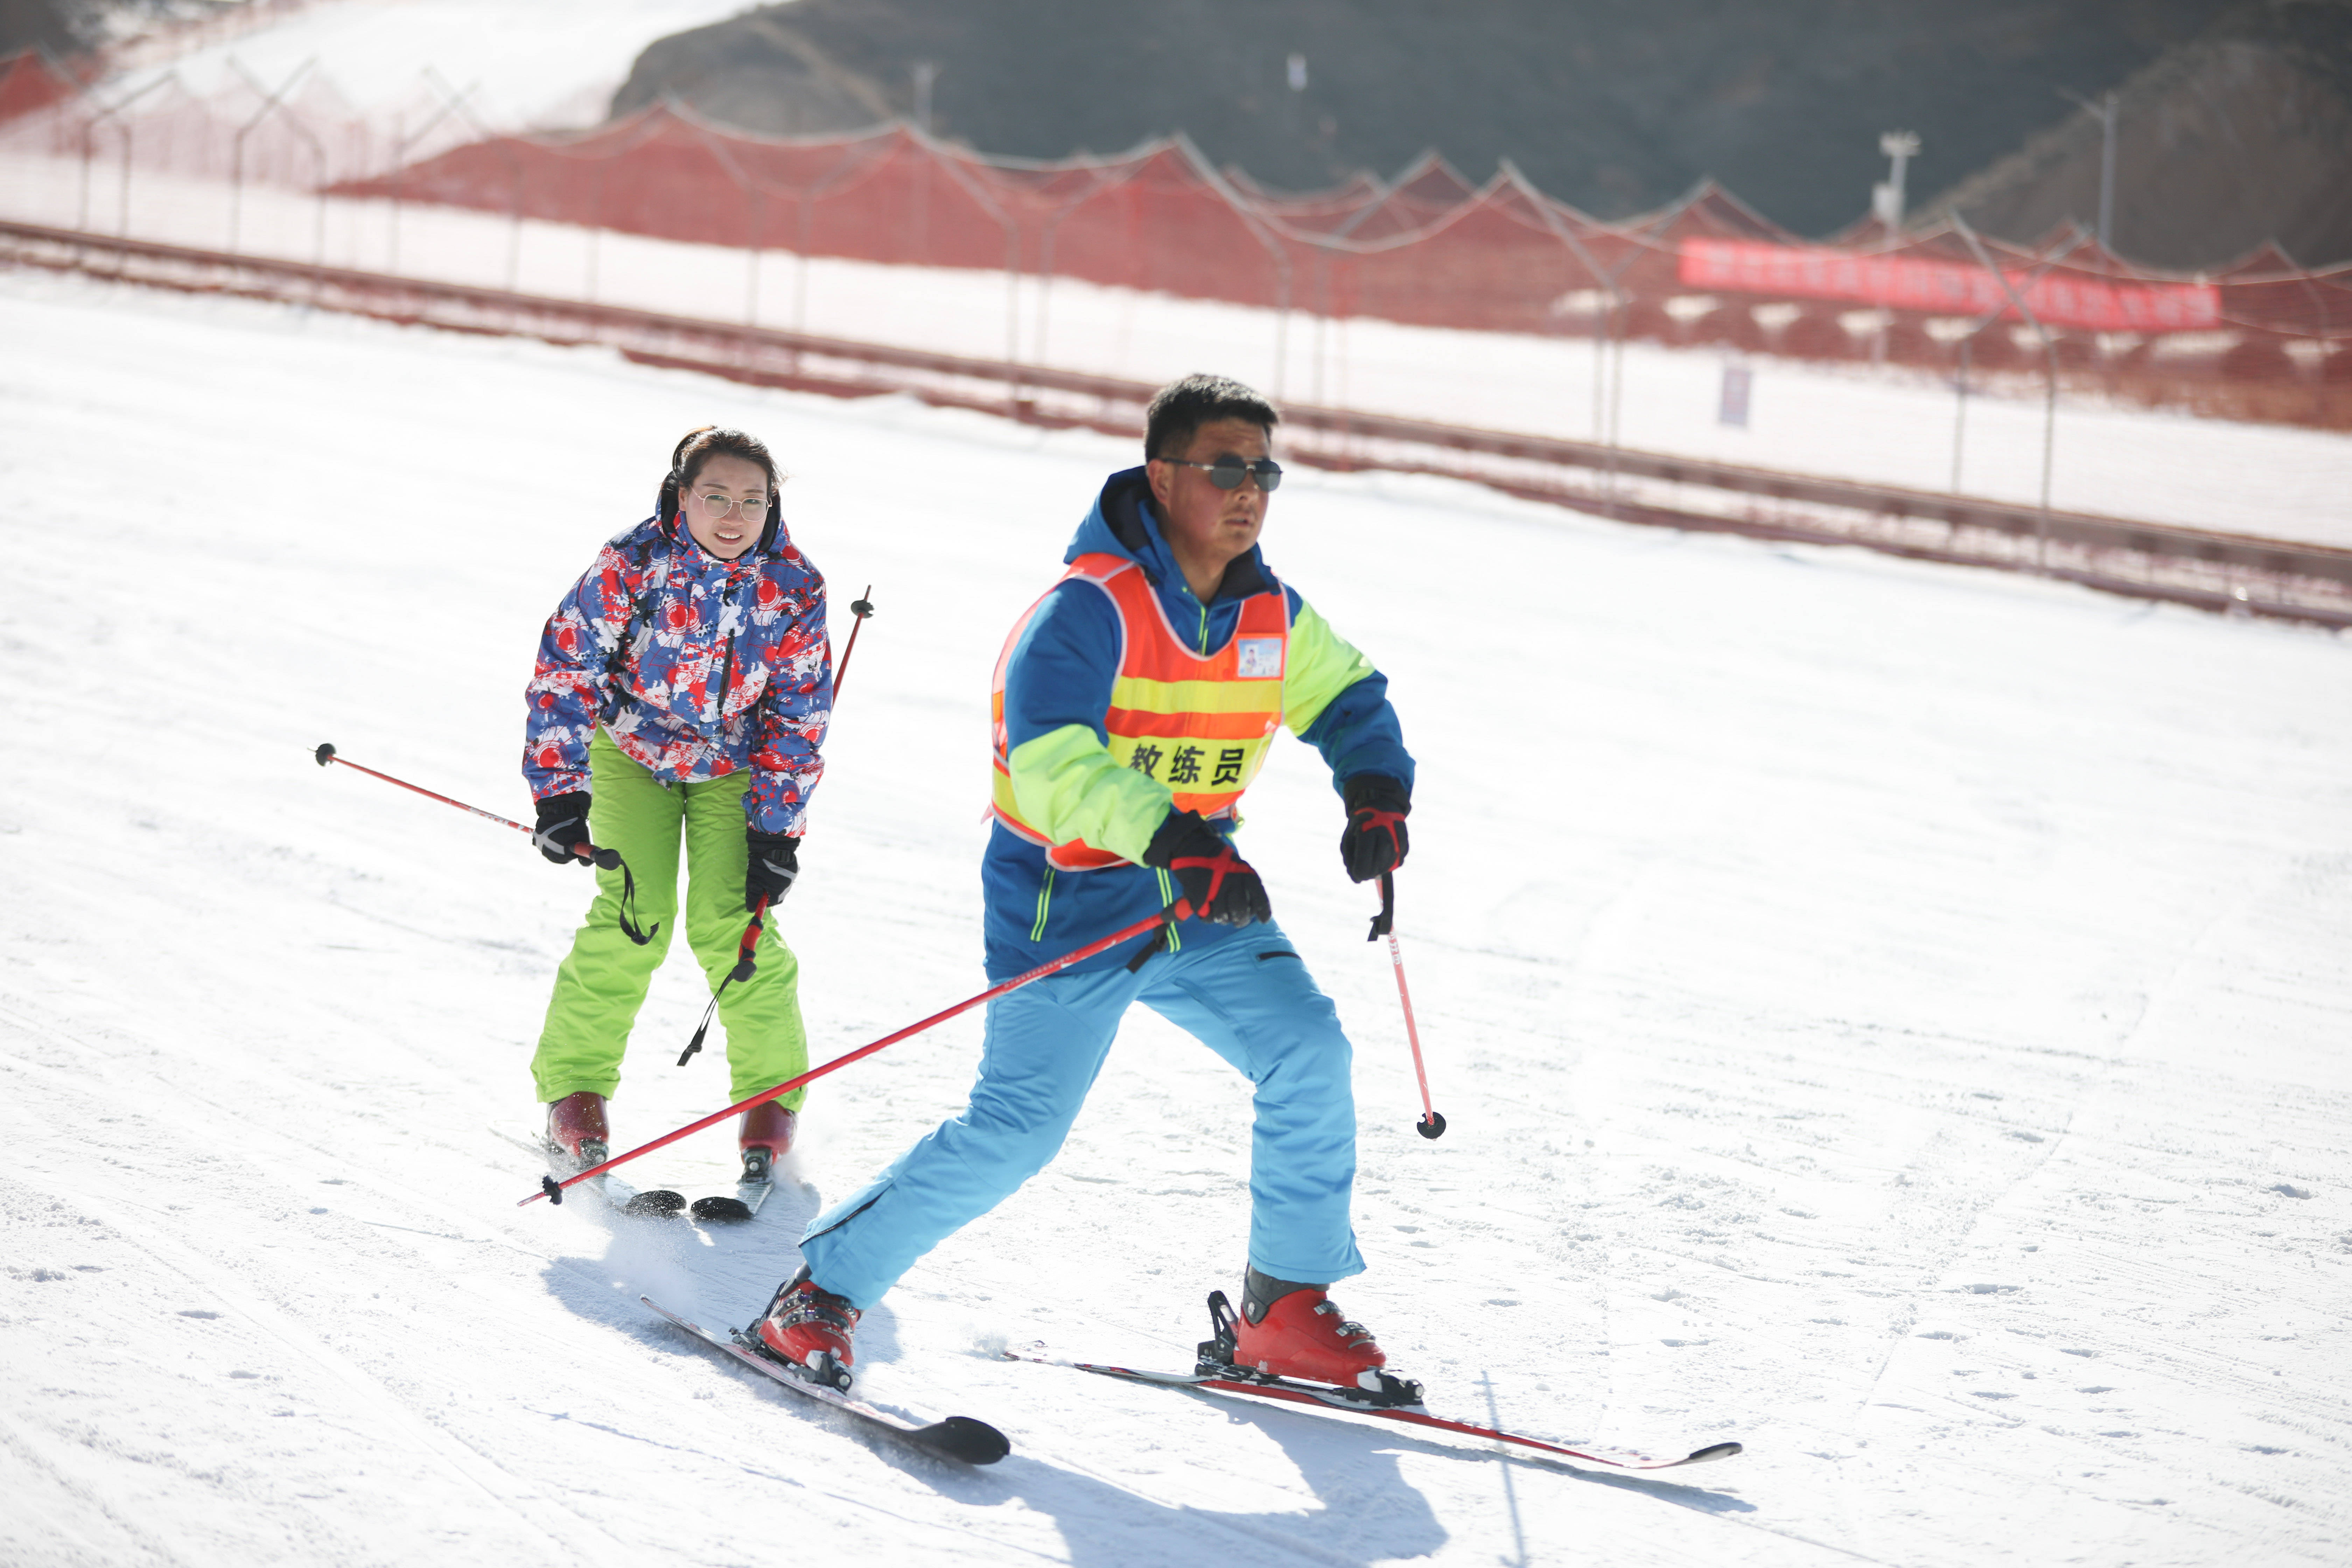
[1916,0,2352,269]
[0,0,94,56]
[611,0,2240,241]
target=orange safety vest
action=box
[992,552,1288,870]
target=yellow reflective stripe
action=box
[1155,867,1182,950]
[1030,867,1055,940]
[1110,674,1286,716]
[989,763,1036,825]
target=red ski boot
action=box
[755,1268,860,1391]
[738,1100,797,1183]
[1209,1270,1422,1405]
[544,1092,609,1166]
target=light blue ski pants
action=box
[798,920,1367,1308]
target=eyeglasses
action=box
[1163,456,1283,493]
[696,491,769,519]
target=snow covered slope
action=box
[1,269,2348,1567]
[111,0,757,128]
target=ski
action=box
[491,1126,687,1220]
[687,1179,769,1222]
[687,1146,776,1223]
[1002,1347,1739,1473]
[642,1296,1009,1465]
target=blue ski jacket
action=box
[983,466,1412,979]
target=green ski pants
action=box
[531,727,810,1109]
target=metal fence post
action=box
[387,72,477,277]
[1502,160,1643,511]
[426,67,522,294]
[227,56,315,254]
[1953,213,2063,572]
[78,74,172,236]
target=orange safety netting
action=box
[0,50,85,124]
[322,103,2348,369]
[8,70,2347,396]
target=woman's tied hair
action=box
[656,426,785,525]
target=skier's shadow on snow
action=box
[987,1398,1445,1565]
[996,1392,1751,1566]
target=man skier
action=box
[757,374,1417,1397]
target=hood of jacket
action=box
[1064,466,1275,603]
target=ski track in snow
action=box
[1,267,2348,1566]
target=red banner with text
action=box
[1679,238,2221,332]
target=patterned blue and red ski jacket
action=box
[523,511,830,835]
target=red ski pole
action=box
[523,901,1191,1206]
[833,585,875,698]
[315,742,659,944]
[312,743,618,869]
[681,583,877,1063]
[1370,872,1446,1139]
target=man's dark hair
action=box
[1144,374,1279,463]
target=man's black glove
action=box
[533,791,593,865]
[747,829,800,912]
[1339,775,1411,883]
[1143,810,1271,927]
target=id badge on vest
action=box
[1236,636,1284,679]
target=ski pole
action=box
[524,899,1190,1206]
[675,583,876,1064]
[1368,871,1446,1139]
[833,584,875,698]
[675,894,766,1067]
[314,742,658,944]
[313,742,619,869]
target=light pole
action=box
[1872,130,1920,229]
[2060,89,2118,252]
[911,62,937,135]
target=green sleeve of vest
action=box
[1005,723,1174,864]
[1283,597,1377,736]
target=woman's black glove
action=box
[746,830,800,912]
[1143,810,1271,927]
[1338,775,1410,883]
[533,791,594,865]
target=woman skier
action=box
[522,425,831,1189]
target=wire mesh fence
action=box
[2,47,2347,583]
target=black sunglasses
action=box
[1164,456,1283,492]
